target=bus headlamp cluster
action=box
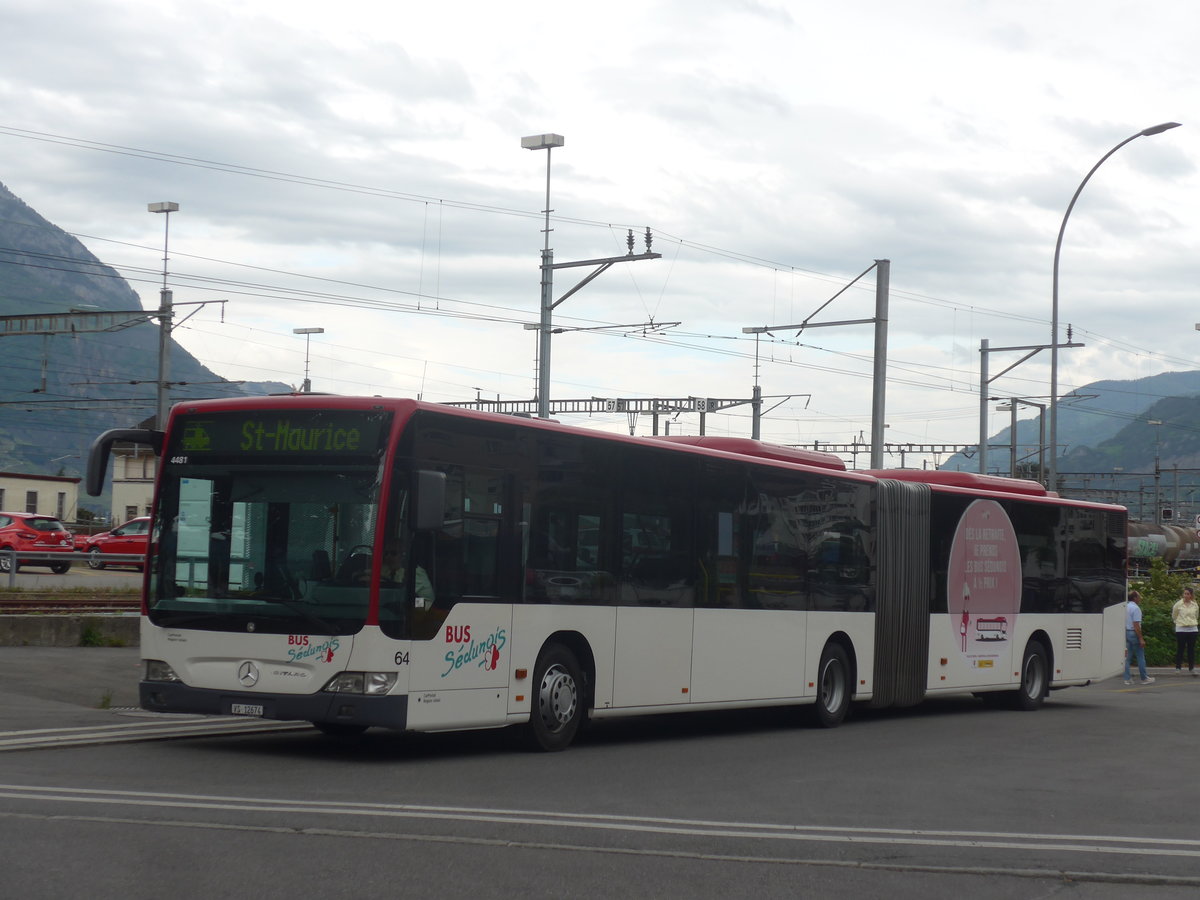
[145,660,181,682]
[322,672,397,695]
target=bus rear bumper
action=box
[139,681,409,729]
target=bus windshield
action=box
[148,408,392,635]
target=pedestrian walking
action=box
[1125,590,1155,685]
[1171,586,1199,676]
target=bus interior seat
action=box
[310,550,332,581]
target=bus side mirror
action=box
[86,428,164,497]
[413,470,446,531]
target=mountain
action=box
[0,180,289,488]
[941,370,1200,482]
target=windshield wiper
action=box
[252,595,340,635]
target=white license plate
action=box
[230,703,264,717]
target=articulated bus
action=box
[87,395,1127,750]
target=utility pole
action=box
[978,335,1081,481]
[148,201,179,430]
[520,134,661,418]
[743,259,890,467]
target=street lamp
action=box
[148,201,179,431]
[521,133,565,419]
[293,327,324,393]
[1048,122,1180,493]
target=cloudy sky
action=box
[2,0,1196,468]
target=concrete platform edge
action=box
[0,614,140,647]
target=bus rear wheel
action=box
[527,644,584,751]
[813,642,851,728]
[1013,640,1049,711]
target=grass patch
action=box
[79,625,128,648]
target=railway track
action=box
[0,593,140,614]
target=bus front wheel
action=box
[813,642,851,728]
[528,644,584,752]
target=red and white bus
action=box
[87,395,1127,750]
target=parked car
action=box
[72,527,106,552]
[0,512,75,574]
[84,516,150,570]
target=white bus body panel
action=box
[405,605,513,730]
[613,606,694,707]
[508,604,618,715]
[1099,601,1125,682]
[691,609,808,703]
[806,611,876,700]
[141,621,355,694]
[924,608,1119,694]
[925,613,1015,691]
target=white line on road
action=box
[1,783,1198,862]
[0,718,307,750]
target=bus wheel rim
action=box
[820,659,844,710]
[538,664,577,730]
[1024,654,1044,698]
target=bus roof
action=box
[866,469,1049,496]
[163,397,1122,509]
[646,435,847,470]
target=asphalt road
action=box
[2,664,1199,899]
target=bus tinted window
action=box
[618,448,695,608]
[526,432,616,606]
[748,473,809,610]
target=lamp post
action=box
[293,327,324,393]
[521,133,565,419]
[1048,122,1180,493]
[148,201,179,431]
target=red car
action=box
[0,512,75,574]
[85,516,150,571]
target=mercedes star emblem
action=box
[238,661,260,687]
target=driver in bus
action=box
[359,538,435,606]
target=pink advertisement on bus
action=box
[946,499,1021,669]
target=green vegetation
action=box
[1129,558,1193,667]
[79,624,128,648]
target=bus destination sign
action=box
[169,410,390,459]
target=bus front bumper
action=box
[139,680,409,729]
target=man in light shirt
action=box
[1124,590,1155,686]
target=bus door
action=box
[403,465,513,728]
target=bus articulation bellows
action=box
[87,396,1127,751]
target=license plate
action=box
[230,703,265,717]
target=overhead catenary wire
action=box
[0,125,1190,454]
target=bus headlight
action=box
[322,672,397,695]
[145,660,181,682]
